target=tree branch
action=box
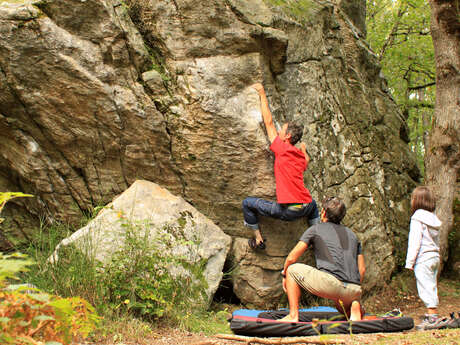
[215,334,345,344]
[379,5,408,60]
[406,100,434,109]
[408,82,436,90]
[390,30,431,36]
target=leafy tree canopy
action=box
[367,0,435,174]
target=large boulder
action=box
[0,0,419,306]
[50,180,232,302]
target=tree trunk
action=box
[425,0,460,267]
[422,111,430,154]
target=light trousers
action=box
[414,256,439,308]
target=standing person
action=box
[405,186,443,330]
[243,83,320,250]
[280,197,365,322]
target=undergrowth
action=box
[20,210,216,342]
[0,192,99,345]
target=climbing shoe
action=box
[248,238,266,250]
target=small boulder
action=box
[50,180,232,303]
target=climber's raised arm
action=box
[252,83,277,143]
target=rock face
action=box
[50,180,232,302]
[0,0,419,306]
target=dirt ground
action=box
[145,277,460,345]
[81,276,459,345]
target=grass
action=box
[438,279,460,298]
[88,314,157,345]
[176,309,232,335]
[10,198,459,344]
[439,290,460,298]
[263,0,324,24]
[18,215,229,344]
[22,222,108,311]
[83,304,231,344]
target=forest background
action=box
[367,0,458,275]
[0,0,458,344]
[367,0,435,174]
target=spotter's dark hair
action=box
[322,197,346,224]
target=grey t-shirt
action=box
[300,222,362,285]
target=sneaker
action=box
[416,314,449,330]
[381,308,402,318]
[447,312,460,329]
[435,317,451,330]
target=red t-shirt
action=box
[270,136,312,204]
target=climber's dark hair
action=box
[286,121,304,145]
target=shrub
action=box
[0,192,99,345]
[25,215,209,327]
[102,218,208,322]
[0,252,100,345]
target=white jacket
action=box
[405,209,442,269]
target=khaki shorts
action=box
[287,263,362,310]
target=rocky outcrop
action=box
[0,0,419,306]
[49,180,232,302]
[0,0,183,244]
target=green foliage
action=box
[0,192,33,224]
[179,309,231,335]
[0,285,99,345]
[0,192,99,344]
[24,223,106,310]
[263,0,321,24]
[89,314,155,344]
[48,297,99,342]
[25,215,209,328]
[367,0,435,174]
[0,192,35,286]
[0,253,35,287]
[102,217,208,321]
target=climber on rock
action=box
[242,83,320,250]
